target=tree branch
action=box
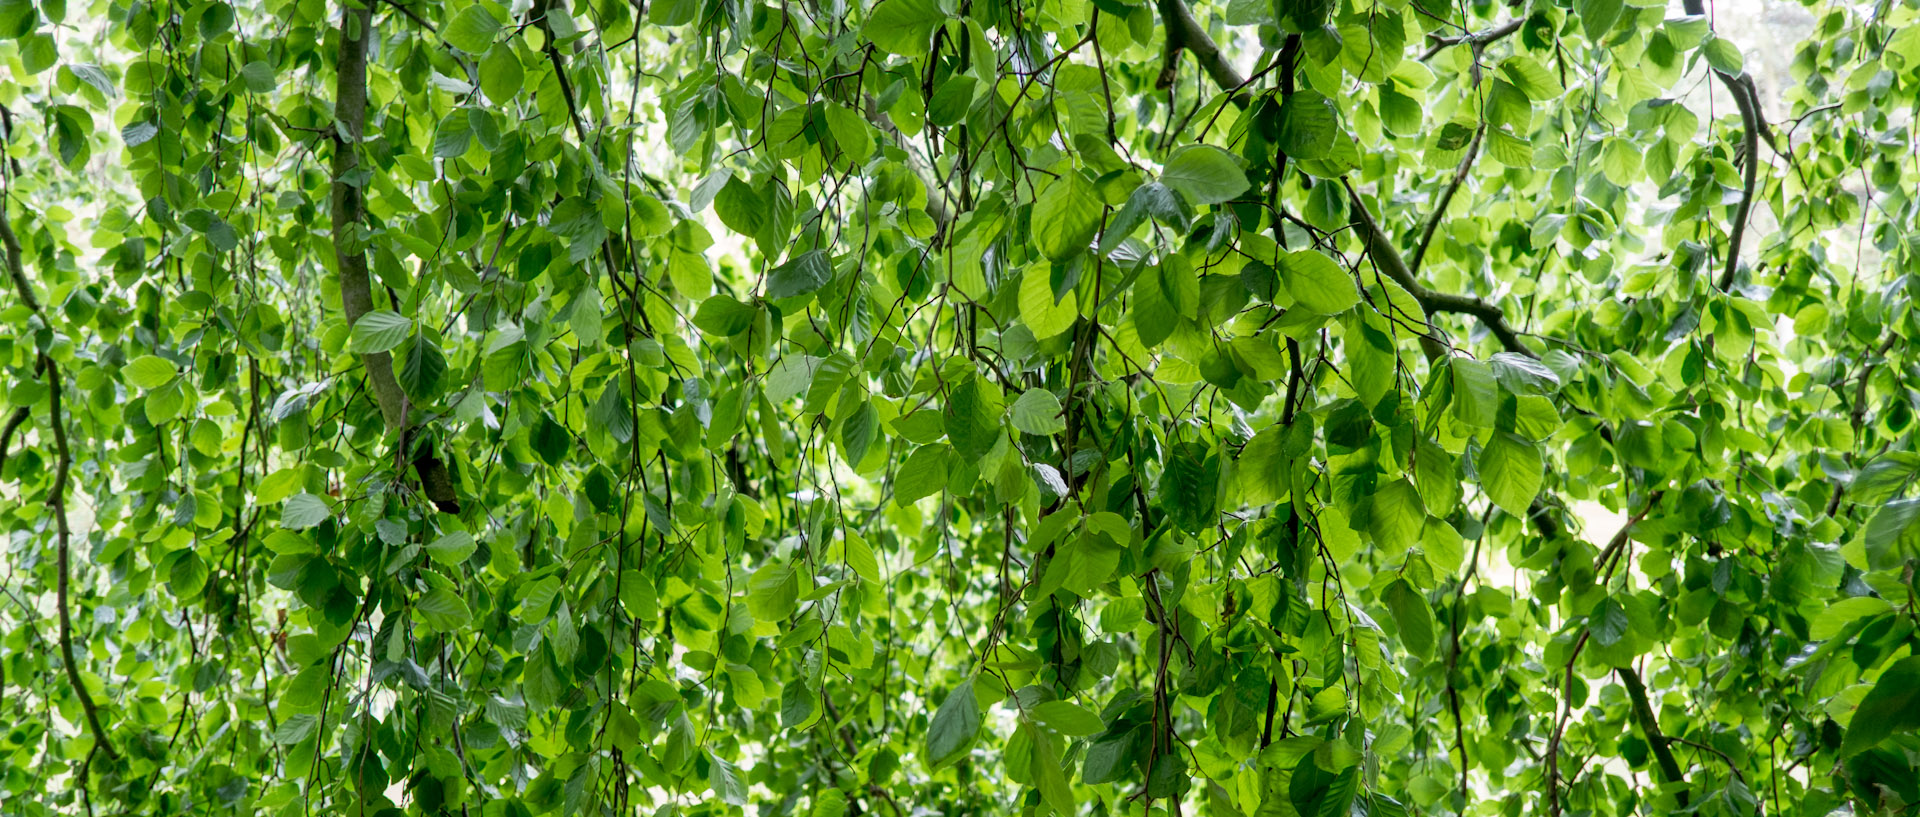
[1154,0,1249,108]
[1716,71,1763,291]
[861,95,953,235]
[532,0,592,145]
[1155,0,1536,365]
[1825,333,1899,516]
[1409,123,1484,276]
[1419,17,1524,62]
[1342,178,1536,359]
[1617,666,1691,806]
[333,1,461,512]
[0,185,119,765]
[1680,0,1767,291]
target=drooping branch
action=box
[1716,71,1764,291]
[1150,0,1536,361]
[1825,333,1899,516]
[1154,0,1250,108]
[1409,124,1484,276]
[1680,0,1767,291]
[532,0,592,145]
[332,1,461,512]
[0,189,119,765]
[862,96,954,235]
[1342,178,1536,359]
[1618,666,1691,806]
[1411,29,1504,276]
[1546,492,1664,817]
[1419,17,1524,61]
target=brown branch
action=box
[1679,0,1767,291]
[1618,667,1691,805]
[1444,533,1484,813]
[1409,123,1484,276]
[376,0,436,32]
[1419,17,1524,61]
[0,185,119,765]
[1591,489,1666,580]
[1546,492,1665,817]
[333,1,461,512]
[1545,629,1588,817]
[1342,178,1536,359]
[1411,29,1504,276]
[1154,0,1249,108]
[0,404,28,474]
[532,0,592,145]
[1716,72,1763,291]
[331,1,403,430]
[1826,334,1899,516]
[862,95,953,233]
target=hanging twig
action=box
[0,181,120,765]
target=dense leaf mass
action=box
[1,0,1918,815]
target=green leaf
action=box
[714,175,768,238]
[782,680,820,730]
[416,587,472,632]
[1279,91,1339,160]
[125,355,179,389]
[1450,358,1499,428]
[479,45,525,104]
[926,677,981,768]
[426,531,476,565]
[1030,721,1076,815]
[1031,700,1105,736]
[1840,657,1920,757]
[1811,597,1892,641]
[1703,36,1744,75]
[1861,499,1920,570]
[281,493,332,530]
[694,295,758,336]
[943,374,1004,460]
[444,5,503,53]
[1160,145,1249,205]
[865,0,945,56]
[708,751,749,805]
[1281,250,1358,315]
[766,250,834,300]
[1590,596,1630,646]
[1032,174,1103,263]
[1010,389,1066,436]
[1019,264,1079,340]
[1478,432,1543,518]
[1574,0,1620,42]
[1381,579,1436,660]
[1367,479,1424,557]
[748,560,801,621]
[1159,442,1217,533]
[399,336,447,401]
[350,310,412,354]
[894,444,955,504]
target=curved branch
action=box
[1618,667,1691,805]
[1342,179,1536,359]
[862,96,953,234]
[1155,0,1249,108]
[1155,0,1535,363]
[1679,0,1768,291]
[1716,72,1763,291]
[333,1,461,512]
[1419,17,1524,61]
[1409,119,1484,276]
[0,188,119,764]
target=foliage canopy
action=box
[2,0,1919,815]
